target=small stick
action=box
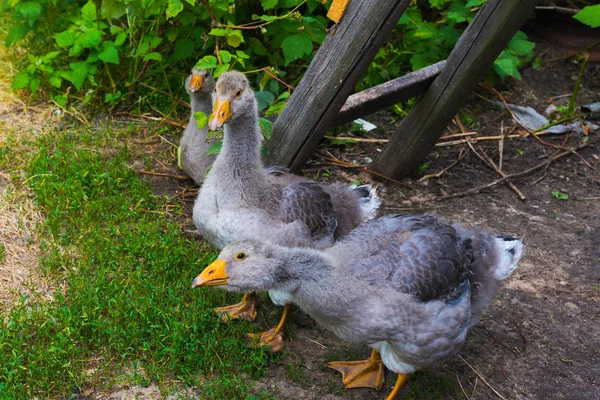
[324,136,388,143]
[458,355,507,400]
[419,147,467,182]
[137,170,191,180]
[324,131,478,144]
[498,120,504,172]
[454,115,467,133]
[512,318,527,353]
[467,141,526,201]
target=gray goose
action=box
[192,71,380,351]
[192,214,523,399]
[180,68,217,185]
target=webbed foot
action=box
[214,293,257,322]
[247,328,284,352]
[327,350,385,389]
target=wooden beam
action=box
[371,0,538,179]
[266,0,413,171]
[328,60,446,129]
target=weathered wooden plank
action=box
[329,60,446,129]
[266,0,413,171]
[371,0,539,179]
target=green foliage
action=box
[4,0,536,116]
[194,111,208,130]
[5,0,329,111]
[573,5,600,28]
[0,123,275,397]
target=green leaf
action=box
[143,52,163,61]
[171,38,194,61]
[209,28,228,36]
[259,15,279,22]
[265,101,286,116]
[249,37,268,55]
[255,91,275,111]
[49,75,62,88]
[17,2,42,19]
[81,0,97,21]
[214,63,230,78]
[552,190,569,200]
[409,53,428,71]
[11,72,30,89]
[258,117,273,140]
[41,51,61,63]
[447,2,471,24]
[218,50,232,63]
[54,30,77,48]
[29,77,40,93]
[573,5,600,28]
[225,29,244,47]
[194,112,208,130]
[261,0,278,10]
[98,46,119,64]
[206,141,223,155]
[166,0,184,19]
[114,32,127,47]
[101,0,127,19]
[53,94,67,107]
[508,38,535,57]
[76,28,102,49]
[236,50,249,59]
[6,25,29,47]
[414,22,438,39]
[466,0,484,7]
[195,55,218,69]
[493,56,521,81]
[69,62,89,91]
[280,33,312,65]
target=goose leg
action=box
[384,373,410,400]
[214,292,257,322]
[327,350,385,389]
[247,303,291,352]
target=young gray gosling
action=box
[192,214,523,399]
[180,68,217,185]
[193,70,380,351]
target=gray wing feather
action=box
[331,214,472,302]
[280,182,336,239]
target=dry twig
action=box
[458,355,507,400]
[419,147,468,182]
[137,170,191,180]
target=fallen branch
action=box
[324,131,478,144]
[458,355,507,400]
[138,82,190,107]
[435,140,596,201]
[137,170,191,180]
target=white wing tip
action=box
[493,236,523,280]
[354,184,381,222]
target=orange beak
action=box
[191,259,229,288]
[208,99,232,131]
[189,75,203,92]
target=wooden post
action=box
[371,0,539,179]
[329,61,446,129]
[266,0,413,171]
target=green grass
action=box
[0,123,276,398]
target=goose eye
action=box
[234,89,242,98]
[235,252,246,260]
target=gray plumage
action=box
[205,214,523,374]
[180,68,217,185]
[193,71,380,251]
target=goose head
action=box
[208,71,255,131]
[185,68,215,95]
[191,240,283,292]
